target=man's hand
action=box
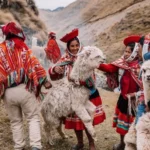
[43,80,52,89]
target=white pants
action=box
[4,84,42,150]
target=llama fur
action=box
[41,46,105,145]
[125,60,150,150]
[141,60,150,106]
[136,112,150,150]
[124,122,136,150]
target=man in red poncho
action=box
[0,22,52,150]
[45,32,61,64]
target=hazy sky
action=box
[35,0,76,10]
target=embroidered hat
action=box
[49,32,56,37]
[60,28,78,43]
[124,35,141,46]
[1,22,25,41]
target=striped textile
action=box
[0,38,47,97]
[64,90,106,130]
[112,57,143,90]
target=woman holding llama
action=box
[49,29,106,150]
[98,35,143,150]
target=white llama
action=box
[141,60,150,106]
[136,60,150,150]
[41,46,105,145]
[125,60,150,150]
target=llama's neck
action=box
[143,81,150,105]
[70,63,93,82]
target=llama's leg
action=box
[74,106,97,141]
[43,122,55,145]
[85,101,96,119]
[56,119,68,139]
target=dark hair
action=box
[139,36,145,46]
[139,36,150,47]
[6,33,23,40]
[127,42,135,52]
[67,37,80,50]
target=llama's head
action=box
[70,46,105,81]
[78,46,106,69]
[142,60,150,82]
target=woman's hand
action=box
[54,66,65,74]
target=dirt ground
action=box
[0,88,120,150]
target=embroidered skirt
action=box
[64,89,106,130]
[113,94,134,135]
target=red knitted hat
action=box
[124,35,141,46]
[60,28,78,43]
[49,32,56,37]
[1,22,25,40]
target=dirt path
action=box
[0,88,119,150]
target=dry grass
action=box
[0,88,120,150]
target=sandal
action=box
[113,143,125,150]
[71,144,84,150]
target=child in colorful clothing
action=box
[98,35,143,150]
[49,29,106,150]
[124,34,150,149]
[0,22,52,150]
[44,32,61,63]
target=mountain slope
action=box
[40,0,150,61]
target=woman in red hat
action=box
[98,35,143,150]
[49,29,106,150]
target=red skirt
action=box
[64,90,106,130]
[113,94,134,135]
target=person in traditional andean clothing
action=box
[44,31,61,64]
[49,28,106,150]
[98,35,142,150]
[0,22,52,150]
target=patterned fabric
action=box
[0,38,47,98]
[65,90,106,130]
[113,95,134,135]
[45,38,61,63]
[106,73,118,90]
[112,57,143,90]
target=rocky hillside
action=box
[40,0,150,61]
[0,0,48,45]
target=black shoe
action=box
[71,144,84,150]
[32,147,40,150]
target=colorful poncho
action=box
[45,38,61,64]
[0,38,47,98]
